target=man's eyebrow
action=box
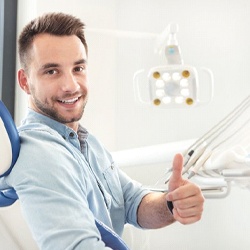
[40,59,87,70]
[41,63,60,70]
[74,59,87,65]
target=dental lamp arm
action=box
[155,23,182,64]
[137,154,204,227]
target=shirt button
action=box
[69,132,75,137]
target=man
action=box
[6,12,204,249]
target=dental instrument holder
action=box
[133,23,214,108]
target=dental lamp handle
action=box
[133,69,151,105]
[196,67,214,106]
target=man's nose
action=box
[61,73,80,92]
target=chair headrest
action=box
[0,100,20,177]
[0,100,19,206]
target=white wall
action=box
[16,0,250,151]
[8,0,250,250]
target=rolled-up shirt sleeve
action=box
[117,168,151,227]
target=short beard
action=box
[31,93,87,125]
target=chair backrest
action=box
[0,100,19,206]
[0,100,129,249]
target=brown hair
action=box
[18,12,88,69]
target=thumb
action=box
[168,153,184,192]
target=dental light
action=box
[133,23,214,108]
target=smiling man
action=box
[5,12,204,249]
[18,33,88,131]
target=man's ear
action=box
[18,69,31,94]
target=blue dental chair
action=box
[0,100,129,250]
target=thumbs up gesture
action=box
[166,154,204,224]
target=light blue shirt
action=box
[5,110,150,250]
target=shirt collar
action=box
[21,108,89,140]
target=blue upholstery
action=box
[0,100,19,206]
[0,101,20,177]
[0,100,129,249]
[95,219,130,250]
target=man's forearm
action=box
[137,192,175,229]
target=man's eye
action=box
[74,66,85,72]
[46,69,57,75]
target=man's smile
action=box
[57,96,81,105]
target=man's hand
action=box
[166,153,204,224]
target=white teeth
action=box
[60,97,79,104]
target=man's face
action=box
[19,33,88,131]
